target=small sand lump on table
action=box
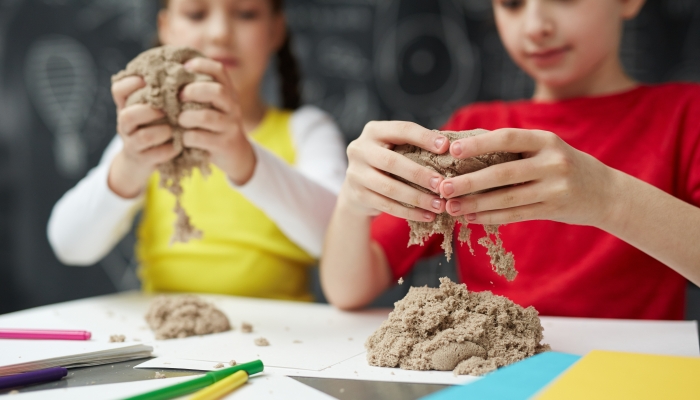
[145,295,231,340]
[365,277,550,376]
[393,129,519,281]
[109,334,125,343]
[254,337,270,346]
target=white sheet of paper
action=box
[134,317,699,385]
[540,316,700,356]
[134,355,478,385]
[0,292,388,372]
[8,372,335,400]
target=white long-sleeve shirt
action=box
[48,106,347,265]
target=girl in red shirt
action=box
[320,0,700,320]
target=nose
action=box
[523,1,555,43]
[207,11,233,46]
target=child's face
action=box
[158,0,285,96]
[493,0,642,89]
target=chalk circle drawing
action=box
[24,34,97,178]
[374,1,479,124]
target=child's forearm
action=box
[320,197,392,310]
[600,170,700,285]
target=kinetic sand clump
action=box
[365,277,550,376]
[254,337,270,346]
[109,334,126,343]
[112,46,213,243]
[145,295,231,340]
[394,129,519,281]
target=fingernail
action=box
[435,136,446,149]
[452,141,462,156]
[450,201,461,213]
[467,213,477,221]
[430,177,440,190]
[184,60,195,70]
[431,199,441,210]
[423,212,433,221]
[443,182,454,196]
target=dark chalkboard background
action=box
[0,0,699,315]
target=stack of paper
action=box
[0,341,152,376]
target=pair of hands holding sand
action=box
[108,58,253,199]
[341,121,618,229]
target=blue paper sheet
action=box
[421,352,581,400]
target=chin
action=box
[526,67,580,90]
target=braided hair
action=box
[270,0,301,110]
[159,0,302,110]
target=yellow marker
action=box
[189,370,248,400]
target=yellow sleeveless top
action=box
[136,108,315,301]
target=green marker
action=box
[123,360,264,400]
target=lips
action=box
[210,56,239,68]
[526,46,571,67]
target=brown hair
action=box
[159,0,302,110]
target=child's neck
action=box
[533,54,637,102]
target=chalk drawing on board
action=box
[24,34,97,178]
[374,0,479,125]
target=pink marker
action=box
[0,329,91,340]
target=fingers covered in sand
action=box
[340,121,448,221]
[442,128,617,227]
[111,76,145,111]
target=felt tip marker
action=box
[0,329,92,341]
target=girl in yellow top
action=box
[47,0,347,301]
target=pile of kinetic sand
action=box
[394,129,520,281]
[145,295,231,340]
[365,277,550,376]
[112,46,212,243]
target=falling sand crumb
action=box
[241,322,253,333]
[229,360,237,366]
[155,372,166,379]
[213,363,224,369]
[109,335,125,343]
[398,277,404,285]
[145,295,231,340]
[366,277,549,376]
[254,337,270,346]
[393,130,519,281]
[112,46,213,244]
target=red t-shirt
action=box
[371,83,700,320]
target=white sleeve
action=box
[233,106,347,257]
[47,136,143,266]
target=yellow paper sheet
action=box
[536,350,700,400]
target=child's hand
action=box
[177,58,254,185]
[440,128,616,227]
[339,121,450,221]
[109,76,179,198]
